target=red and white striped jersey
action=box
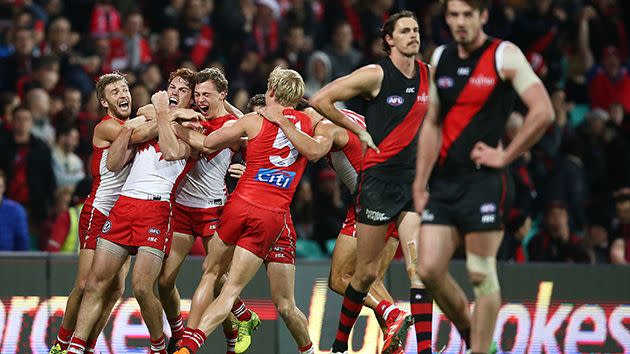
[327,109,366,194]
[121,138,192,200]
[175,114,237,208]
[84,116,131,216]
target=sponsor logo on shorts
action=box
[437,76,454,88]
[148,227,161,235]
[365,209,390,222]
[481,214,496,224]
[480,203,497,214]
[422,209,435,222]
[147,236,158,242]
[255,168,296,189]
[209,224,217,230]
[274,253,285,258]
[102,220,111,233]
[386,95,404,107]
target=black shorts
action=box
[356,173,414,225]
[422,170,514,234]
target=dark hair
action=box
[195,67,228,94]
[295,97,310,111]
[169,67,196,91]
[55,122,77,140]
[441,0,489,12]
[12,104,31,117]
[33,55,59,71]
[381,10,418,54]
[95,72,127,103]
[0,169,5,184]
[247,94,266,112]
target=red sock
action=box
[56,326,74,350]
[224,326,238,354]
[179,327,206,354]
[168,314,185,340]
[374,300,400,322]
[150,334,166,354]
[85,338,96,353]
[411,288,433,354]
[299,342,314,354]
[231,298,251,321]
[67,336,86,354]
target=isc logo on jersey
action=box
[255,168,296,189]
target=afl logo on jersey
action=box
[386,95,404,107]
[437,76,454,89]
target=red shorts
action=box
[264,216,297,265]
[340,203,399,239]
[100,196,173,255]
[172,203,223,238]
[78,205,108,250]
[218,195,290,261]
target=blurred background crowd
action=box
[0,0,628,265]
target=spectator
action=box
[0,27,37,92]
[89,0,121,37]
[16,55,60,99]
[0,169,30,251]
[26,87,55,146]
[154,27,183,80]
[312,168,345,252]
[45,186,81,253]
[324,20,362,80]
[52,124,84,188]
[117,11,152,71]
[505,112,536,214]
[54,86,82,129]
[584,220,611,264]
[41,17,76,56]
[280,23,309,72]
[304,51,332,98]
[527,201,590,263]
[251,0,281,60]
[139,63,163,93]
[179,0,215,67]
[130,82,151,116]
[610,189,630,265]
[0,106,56,229]
[498,209,531,263]
[0,92,20,131]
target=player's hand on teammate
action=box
[180,120,204,132]
[137,104,156,121]
[169,108,204,122]
[470,141,507,168]
[412,179,429,213]
[124,115,147,129]
[256,104,287,125]
[228,163,246,178]
[357,130,380,153]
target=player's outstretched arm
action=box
[107,125,135,172]
[258,104,332,162]
[202,113,253,153]
[172,123,212,155]
[224,100,244,118]
[470,43,554,169]
[309,65,382,151]
[154,91,192,161]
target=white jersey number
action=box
[269,121,302,167]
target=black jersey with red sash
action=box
[362,57,430,183]
[435,38,517,176]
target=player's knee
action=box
[328,272,347,295]
[415,262,440,286]
[466,253,500,298]
[355,268,378,289]
[157,273,175,293]
[275,299,296,320]
[132,279,153,303]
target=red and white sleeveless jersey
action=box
[85,116,132,216]
[234,109,314,211]
[175,114,237,208]
[327,109,366,194]
[121,138,192,200]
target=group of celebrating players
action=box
[47,1,554,354]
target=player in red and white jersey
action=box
[67,81,197,354]
[171,67,328,354]
[49,73,156,354]
[154,68,257,354]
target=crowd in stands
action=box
[0,0,628,264]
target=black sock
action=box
[331,284,367,352]
[411,288,433,354]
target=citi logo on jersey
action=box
[255,168,296,189]
[386,95,404,106]
[469,75,496,87]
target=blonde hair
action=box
[267,66,304,107]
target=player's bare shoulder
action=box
[93,117,123,148]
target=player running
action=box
[49,73,155,354]
[413,1,554,353]
[310,11,431,354]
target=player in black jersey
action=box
[310,11,432,354]
[413,1,554,353]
